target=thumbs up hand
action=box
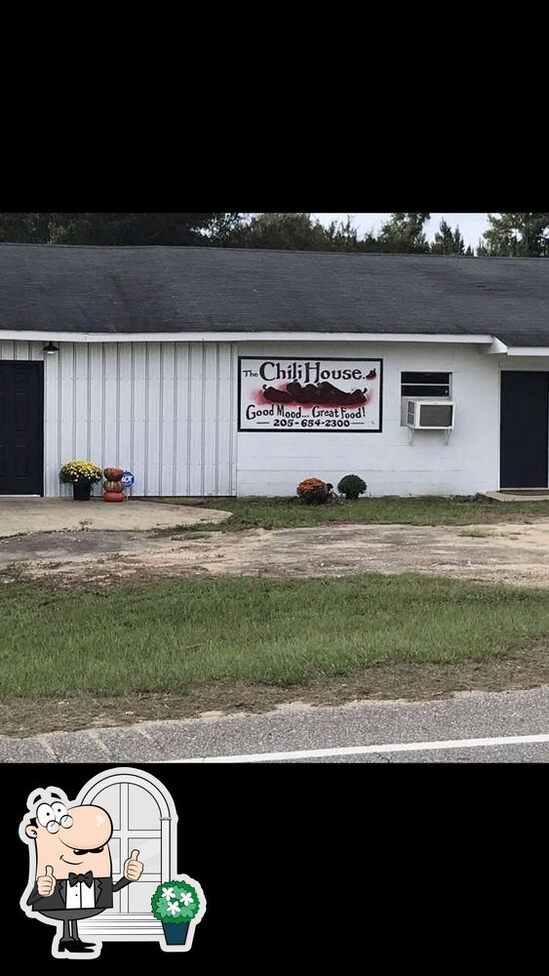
[123,849,143,882]
[37,865,57,897]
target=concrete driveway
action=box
[0,497,230,536]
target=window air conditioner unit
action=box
[405,398,455,430]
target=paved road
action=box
[1,686,548,763]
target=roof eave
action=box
[503,346,549,357]
[0,329,497,345]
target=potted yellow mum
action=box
[59,460,103,500]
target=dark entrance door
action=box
[500,371,549,489]
[0,362,44,495]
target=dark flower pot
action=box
[161,921,189,945]
[72,482,91,501]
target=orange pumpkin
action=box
[104,467,124,481]
[103,491,126,502]
[104,480,123,492]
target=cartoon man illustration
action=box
[21,787,144,957]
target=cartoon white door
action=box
[76,769,177,942]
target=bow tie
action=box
[68,871,94,888]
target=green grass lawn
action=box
[2,574,549,698]
[155,495,549,533]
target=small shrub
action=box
[337,474,367,500]
[297,478,330,505]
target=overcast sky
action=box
[313,213,490,248]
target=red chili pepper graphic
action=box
[262,385,292,403]
[344,388,367,405]
[316,381,345,403]
[280,379,371,407]
[286,381,321,403]
[366,369,377,380]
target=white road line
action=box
[171,732,549,763]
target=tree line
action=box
[1,212,548,256]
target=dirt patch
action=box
[2,644,548,737]
[0,529,152,556]
[4,520,549,589]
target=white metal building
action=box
[1,244,549,497]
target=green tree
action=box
[480,213,549,256]
[225,212,331,250]
[378,213,431,253]
[0,213,67,243]
[0,213,241,245]
[323,216,360,250]
[227,213,386,252]
[322,216,383,252]
[430,218,465,255]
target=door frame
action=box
[0,360,44,496]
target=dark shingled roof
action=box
[1,243,548,346]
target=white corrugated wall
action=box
[235,340,502,496]
[0,339,237,497]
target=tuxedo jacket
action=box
[27,875,130,912]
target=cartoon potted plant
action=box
[151,878,203,948]
[59,460,103,501]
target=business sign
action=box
[238,357,382,432]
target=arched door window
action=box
[76,768,177,941]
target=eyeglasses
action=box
[46,815,73,833]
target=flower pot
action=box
[161,921,189,946]
[72,482,91,501]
